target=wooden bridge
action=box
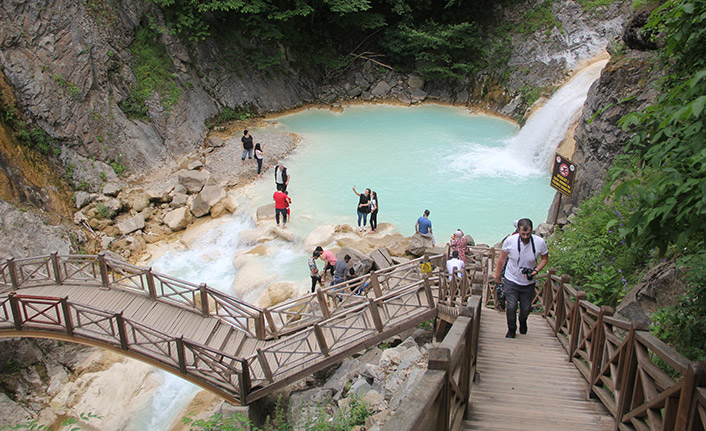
[1,249,705,430]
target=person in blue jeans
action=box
[415,209,435,246]
[493,218,549,338]
[352,185,370,232]
[241,130,254,167]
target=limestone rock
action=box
[127,192,150,212]
[163,207,191,231]
[371,80,392,97]
[257,282,295,308]
[74,191,95,209]
[257,204,275,222]
[406,232,433,256]
[178,169,211,194]
[617,262,686,327]
[187,160,203,170]
[116,214,145,235]
[208,136,225,147]
[408,75,424,89]
[370,247,395,270]
[145,180,176,203]
[102,182,122,197]
[191,185,226,218]
[222,194,238,213]
[410,88,427,103]
[170,193,188,208]
[338,247,374,276]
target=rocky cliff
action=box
[0,0,628,182]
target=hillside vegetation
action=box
[549,0,706,361]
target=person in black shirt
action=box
[352,185,370,232]
[241,130,254,167]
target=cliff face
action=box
[0,0,316,176]
[0,0,629,180]
[552,11,663,222]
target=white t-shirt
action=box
[446,258,465,280]
[502,234,548,286]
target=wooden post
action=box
[315,288,331,319]
[61,297,74,337]
[428,347,450,431]
[257,348,275,383]
[423,276,435,309]
[51,252,63,285]
[146,269,157,299]
[313,323,330,357]
[115,312,129,350]
[554,274,569,335]
[589,306,613,388]
[98,252,110,289]
[369,271,383,298]
[368,298,384,333]
[568,291,586,359]
[543,268,556,318]
[8,292,22,330]
[238,358,252,404]
[615,323,639,427]
[199,283,210,316]
[255,312,267,340]
[675,362,706,430]
[176,335,187,374]
[263,308,279,339]
[7,258,19,289]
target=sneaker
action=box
[520,324,527,335]
[505,330,515,338]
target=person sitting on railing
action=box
[493,218,549,339]
[446,250,465,281]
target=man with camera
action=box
[493,218,549,338]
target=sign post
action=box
[550,154,577,223]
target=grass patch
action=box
[119,25,183,120]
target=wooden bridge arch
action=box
[0,249,491,405]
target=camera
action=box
[521,267,535,280]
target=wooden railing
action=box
[0,292,249,404]
[246,278,439,400]
[536,269,706,430]
[382,295,482,431]
[0,253,266,338]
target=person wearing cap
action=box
[450,229,468,263]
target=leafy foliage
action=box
[651,252,706,361]
[119,24,183,119]
[549,159,649,306]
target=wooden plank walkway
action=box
[463,308,615,430]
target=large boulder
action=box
[370,247,395,270]
[163,207,191,231]
[617,262,686,327]
[116,214,145,235]
[257,282,295,308]
[178,169,211,194]
[256,203,275,222]
[406,232,433,256]
[191,185,226,218]
[337,247,374,276]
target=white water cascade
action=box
[125,58,609,430]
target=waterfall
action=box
[452,59,608,179]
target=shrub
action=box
[651,251,706,361]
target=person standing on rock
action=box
[352,185,370,232]
[241,130,254,167]
[369,191,379,233]
[273,188,289,229]
[254,143,268,179]
[274,164,289,191]
[493,218,549,339]
[415,209,435,246]
[308,249,323,292]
